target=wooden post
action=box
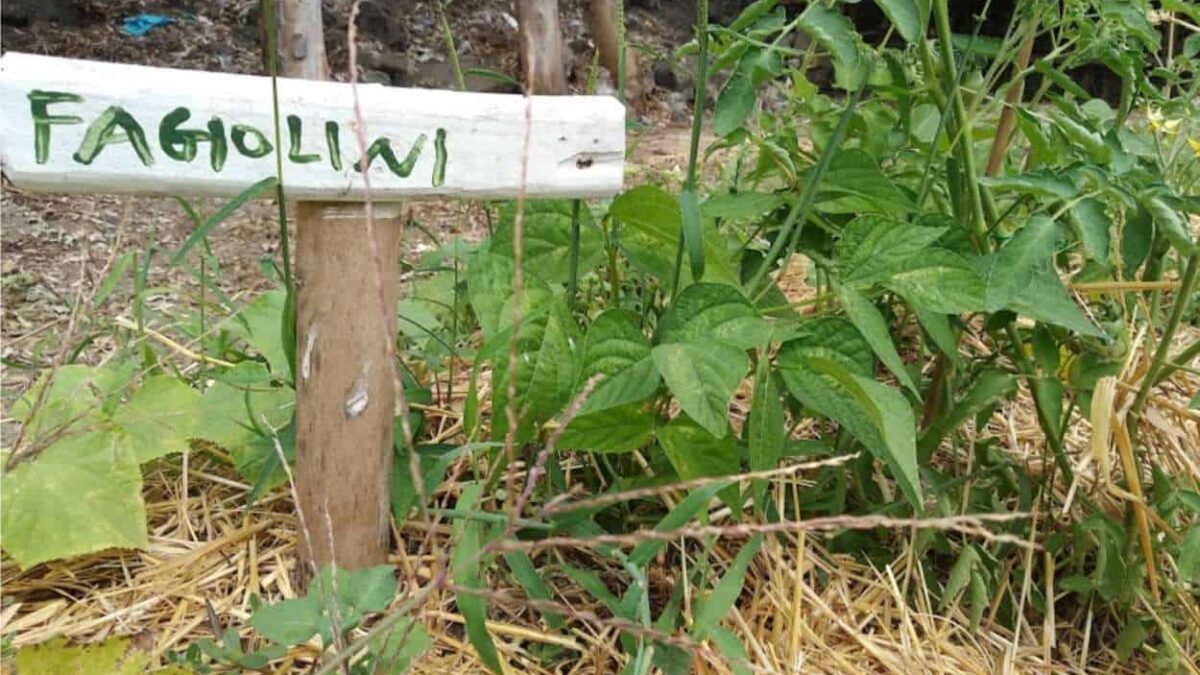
[294,203,400,570]
[278,0,396,572]
[585,0,639,98]
[517,0,568,94]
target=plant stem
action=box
[671,0,709,298]
[931,0,993,247]
[748,82,864,298]
[1154,339,1200,385]
[984,15,1036,177]
[437,0,466,91]
[1132,254,1199,420]
[568,199,582,308]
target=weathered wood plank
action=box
[0,52,624,199]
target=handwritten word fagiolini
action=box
[27,90,449,186]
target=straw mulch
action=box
[2,298,1197,673]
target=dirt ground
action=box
[0,0,703,420]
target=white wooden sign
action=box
[0,52,625,200]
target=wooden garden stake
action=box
[294,202,402,571]
[0,49,623,570]
[278,0,397,572]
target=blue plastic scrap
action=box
[121,14,175,37]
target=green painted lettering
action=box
[325,121,343,171]
[353,134,427,178]
[432,128,447,187]
[28,90,83,164]
[159,107,228,172]
[230,124,272,158]
[73,106,155,167]
[286,115,320,164]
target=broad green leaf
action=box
[112,375,200,463]
[451,483,503,673]
[693,535,763,639]
[1143,196,1197,254]
[340,565,399,613]
[702,192,785,221]
[940,544,980,609]
[918,369,1016,457]
[836,285,918,394]
[776,317,873,377]
[817,151,916,214]
[656,414,740,481]
[837,216,948,288]
[1068,198,1112,264]
[225,290,290,377]
[610,185,681,243]
[652,342,748,438]
[871,0,924,42]
[193,366,294,454]
[2,431,147,567]
[14,637,150,675]
[493,200,605,283]
[748,355,784,509]
[579,357,661,416]
[978,173,1077,200]
[1115,620,1149,661]
[611,185,741,286]
[492,301,579,443]
[581,309,649,378]
[914,307,961,365]
[1179,526,1200,584]
[367,616,433,674]
[396,299,444,347]
[714,53,757,137]
[777,355,923,512]
[1122,206,1155,276]
[714,48,782,136]
[560,403,656,453]
[910,102,941,144]
[523,303,580,416]
[1100,1,1160,50]
[467,250,517,341]
[11,364,133,440]
[656,282,770,350]
[250,595,322,646]
[729,0,780,32]
[885,248,988,314]
[981,216,1101,336]
[1049,111,1112,164]
[798,3,864,89]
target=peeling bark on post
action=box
[517,0,567,94]
[294,203,400,571]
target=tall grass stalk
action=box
[671,0,709,297]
